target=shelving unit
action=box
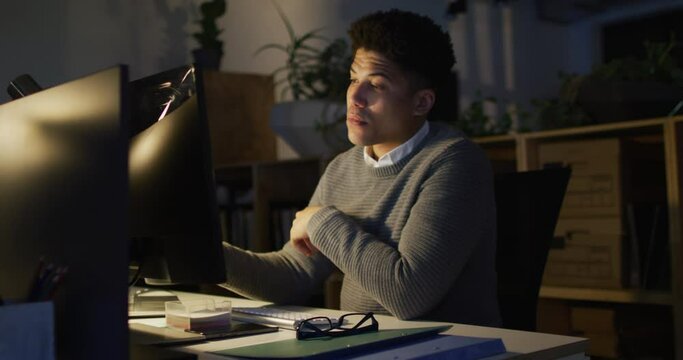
[202,71,277,166]
[214,158,324,252]
[540,286,673,306]
[475,115,683,358]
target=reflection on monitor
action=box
[0,66,129,359]
[129,64,226,285]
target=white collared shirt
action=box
[364,121,430,168]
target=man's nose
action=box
[348,84,367,108]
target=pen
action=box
[26,259,70,302]
[27,258,48,302]
[45,267,68,300]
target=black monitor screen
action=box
[129,64,226,285]
[0,66,129,359]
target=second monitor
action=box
[129,64,226,285]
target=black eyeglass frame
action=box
[295,312,378,340]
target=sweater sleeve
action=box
[219,162,338,304]
[220,238,335,304]
[307,142,494,319]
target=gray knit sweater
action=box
[221,122,501,326]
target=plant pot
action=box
[269,100,351,158]
[192,48,223,70]
[577,80,683,123]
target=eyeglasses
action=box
[295,312,378,340]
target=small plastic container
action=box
[165,299,231,332]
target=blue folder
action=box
[211,325,506,359]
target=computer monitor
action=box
[0,66,129,359]
[128,64,226,285]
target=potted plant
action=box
[256,1,352,158]
[454,91,514,137]
[528,72,594,130]
[191,0,227,70]
[576,35,683,123]
[522,36,683,131]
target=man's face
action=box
[346,48,424,158]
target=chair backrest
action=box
[494,167,571,331]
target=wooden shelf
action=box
[476,116,683,144]
[520,116,669,139]
[476,115,683,357]
[540,286,673,306]
[214,159,323,252]
[472,133,516,144]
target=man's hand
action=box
[290,206,322,256]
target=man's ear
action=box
[413,89,436,116]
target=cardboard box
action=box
[536,299,572,335]
[582,333,619,358]
[556,216,622,236]
[539,139,621,218]
[570,305,674,359]
[538,138,666,289]
[538,138,666,220]
[544,218,624,288]
[571,307,615,333]
[544,232,623,288]
[570,307,620,358]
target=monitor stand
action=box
[128,287,178,318]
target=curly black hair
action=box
[348,9,456,92]
[347,9,458,121]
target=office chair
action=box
[494,167,571,331]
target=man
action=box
[221,9,500,326]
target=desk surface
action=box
[130,291,588,360]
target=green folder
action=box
[211,325,452,358]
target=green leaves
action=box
[255,1,352,101]
[589,34,683,86]
[457,91,514,137]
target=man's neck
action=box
[369,143,397,160]
[370,120,426,159]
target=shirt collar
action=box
[364,121,430,168]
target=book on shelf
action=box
[642,204,670,290]
[270,206,299,250]
[228,207,253,250]
[215,183,256,250]
[625,202,670,290]
[626,204,641,288]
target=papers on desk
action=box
[130,317,278,346]
[211,325,506,359]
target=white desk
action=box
[130,291,588,359]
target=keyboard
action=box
[231,307,340,330]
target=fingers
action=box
[290,206,323,257]
[292,237,317,257]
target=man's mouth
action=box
[347,113,368,126]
